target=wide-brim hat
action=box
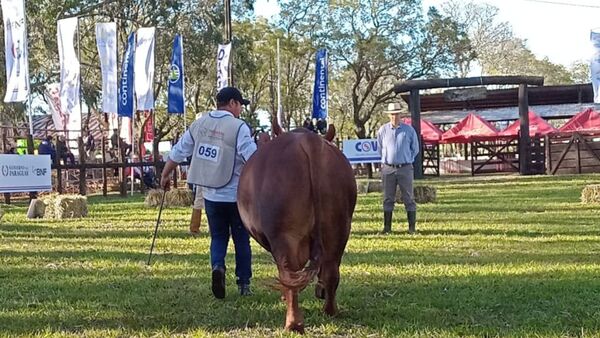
[384,102,405,114]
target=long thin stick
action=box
[147,189,166,265]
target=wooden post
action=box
[409,89,423,179]
[518,84,531,175]
[545,135,552,175]
[102,136,107,196]
[26,134,37,200]
[55,138,63,194]
[1,129,6,153]
[576,138,581,174]
[78,137,86,195]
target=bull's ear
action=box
[272,116,283,136]
[324,124,336,142]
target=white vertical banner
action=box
[95,22,118,114]
[216,43,231,90]
[120,116,132,145]
[591,30,600,103]
[44,83,67,134]
[1,0,29,102]
[57,17,81,148]
[134,27,155,110]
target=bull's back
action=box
[238,132,356,251]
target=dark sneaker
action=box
[211,267,226,299]
[239,284,252,296]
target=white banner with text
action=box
[0,155,52,193]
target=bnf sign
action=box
[342,139,380,164]
[0,155,52,193]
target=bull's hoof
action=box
[315,284,325,299]
[324,303,338,317]
[285,321,305,334]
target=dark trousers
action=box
[204,199,252,285]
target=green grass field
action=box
[2,174,600,337]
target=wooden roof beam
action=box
[393,76,544,94]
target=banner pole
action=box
[24,0,33,135]
[276,38,282,128]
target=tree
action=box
[569,61,590,84]
[440,0,575,85]
[321,1,474,139]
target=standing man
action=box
[161,87,257,298]
[376,103,419,234]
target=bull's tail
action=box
[275,137,326,292]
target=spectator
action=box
[38,136,56,162]
[56,136,75,165]
[84,131,96,158]
[110,129,119,150]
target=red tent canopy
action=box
[402,118,443,143]
[499,111,557,137]
[558,108,600,132]
[441,113,499,144]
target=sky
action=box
[254,0,600,67]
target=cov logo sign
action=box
[354,140,378,153]
[1,165,8,177]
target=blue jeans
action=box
[204,199,252,285]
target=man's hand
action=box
[160,175,171,191]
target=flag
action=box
[44,83,67,134]
[57,17,81,150]
[1,0,29,102]
[118,32,135,118]
[134,27,155,110]
[591,31,600,103]
[95,22,118,114]
[312,48,328,120]
[168,34,185,114]
[217,43,231,90]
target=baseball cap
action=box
[216,87,251,106]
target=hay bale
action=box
[42,194,88,219]
[396,185,437,204]
[144,189,164,208]
[581,184,600,204]
[166,188,194,207]
[26,199,46,219]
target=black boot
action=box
[383,211,392,233]
[407,210,416,234]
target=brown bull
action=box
[237,125,357,333]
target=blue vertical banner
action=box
[168,34,185,114]
[118,32,136,117]
[312,48,328,120]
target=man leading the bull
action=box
[376,102,419,234]
[161,87,259,298]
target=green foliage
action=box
[2,174,600,336]
[440,0,579,85]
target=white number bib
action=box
[196,143,220,163]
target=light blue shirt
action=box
[376,122,419,165]
[168,110,257,202]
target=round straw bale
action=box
[144,189,164,208]
[396,185,437,204]
[165,188,194,207]
[27,199,46,219]
[581,184,600,204]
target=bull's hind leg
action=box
[320,260,341,316]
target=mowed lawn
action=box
[2,174,600,337]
